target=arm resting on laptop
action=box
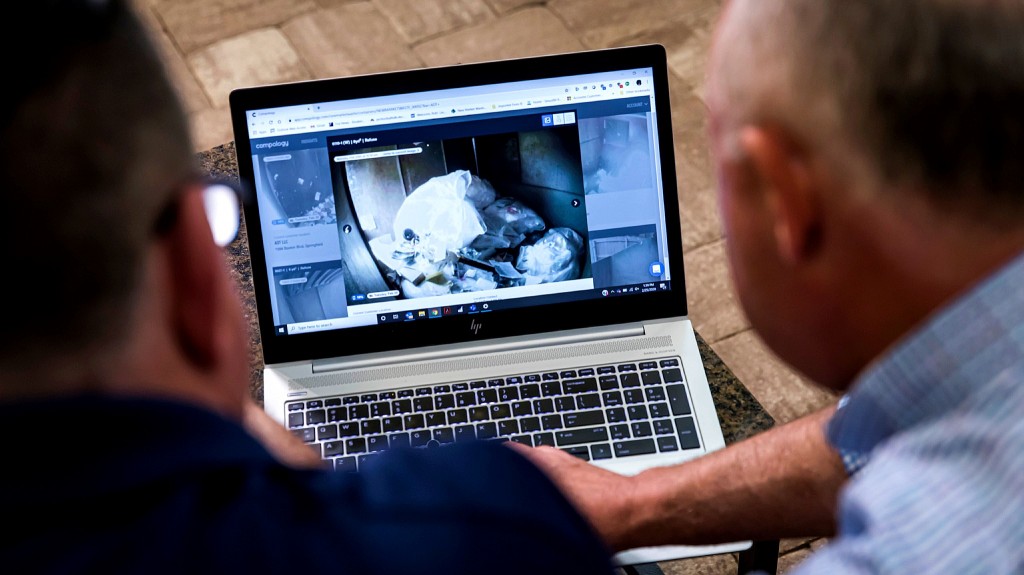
[512,405,844,551]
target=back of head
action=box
[711,0,1024,224]
[0,0,193,381]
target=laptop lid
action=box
[229,44,687,366]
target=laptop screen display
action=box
[231,46,687,363]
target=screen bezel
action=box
[229,44,688,366]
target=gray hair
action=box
[0,0,194,373]
[709,0,1024,222]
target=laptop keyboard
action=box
[286,357,700,472]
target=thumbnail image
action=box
[590,225,660,287]
[272,262,348,325]
[259,148,336,227]
[329,127,591,302]
[579,113,656,195]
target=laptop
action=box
[229,44,750,565]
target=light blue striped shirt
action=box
[795,251,1024,574]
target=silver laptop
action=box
[229,44,750,564]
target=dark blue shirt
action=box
[0,396,614,574]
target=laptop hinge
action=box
[312,324,646,373]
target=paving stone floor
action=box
[130,0,840,571]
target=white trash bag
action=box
[392,171,487,263]
[517,227,583,284]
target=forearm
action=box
[620,405,845,549]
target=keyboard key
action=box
[392,399,412,414]
[556,426,609,446]
[470,380,487,389]
[650,402,670,419]
[360,394,377,403]
[361,419,382,435]
[602,391,623,407]
[660,358,680,368]
[306,400,323,409]
[477,389,498,404]
[613,439,656,457]
[398,389,414,398]
[620,373,641,388]
[370,402,391,418]
[576,393,601,410]
[578,368,596,377]
[561,446,590,461]
[542,414,563,430]
[597,366,616,375]
[433,385,451,394]
[541,381,561,397]
[511,401,533,417]
[447,409,468,424]
[366,435,388,452]
[524,374,541,383]
[599,375,620,390]
[639,361,658,371]
[345,437,367,455]
[476,422,498,440]
[520,384,541,399]
[498,387,520,402]
[607,407,627,423]
[425,412,446,427]
[334,456,357,473]
[533,432,556,447]
[663,368,684,383]
[520,417,541,433]
[317,424,338,441]
[413,397,434,412]
[657,436,679,453]
[469,407,489,422]
[627,405,649,421]
[489,403,512,419]
[456,392,476,407]
[327,407,348,422]
[506,376,523,385]
[381,417,403,433]
[433,427,454,444]
[610,424,630,440]
[287,413,304,429]
[287,403,304,412]
[487,378,505,387]
[560,370,578,379]
[410,430,430,448]
[542,372,559,381]
[434,394,455,410]
[563,410,605,428]
[563,378,598,394]
[533,398,555,414]
[349,405,369,420]
[390,432,410,449]
[624,389,645,404]
[325,398,342,407]
[293,427,316,443]
[555,397,575,412]
[591,443,613,460]
[675,416,701,449]
[379,392,396,401]
[654,419,675,435]
[617,363,637,372]
[667,385,692,416]
[510,435,533,447]
[307,409,327,425]
[453,383,469,391]
[343,396,359,405]
[416,387,433,396]
[454,425,476,442]
[358,454,380,469]
[498,420,520,436]
[631,421,653,437]
[338,422,360,438]
[403,414,425,430]
[641,371,663,386]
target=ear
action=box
[739,126,822,264]
[160,187,227,371]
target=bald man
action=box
[517,1,1024,572]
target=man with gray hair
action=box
[518,0,1024,571]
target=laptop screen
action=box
[231,45,687,364]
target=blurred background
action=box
[129,0,839,571]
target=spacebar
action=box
[555,426,609,446]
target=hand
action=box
[508,443,641,551]
[241,400,326,470]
